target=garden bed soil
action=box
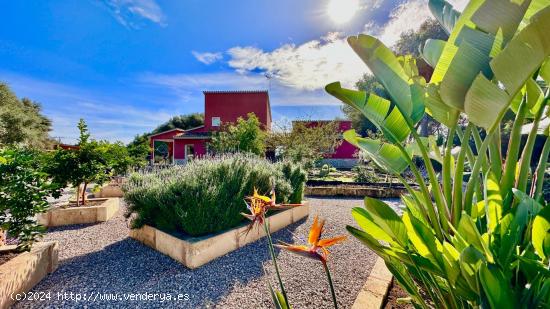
[37,198,120,227]
[129,204,310,269]
[383,281,413,309]
[0,251,19,266]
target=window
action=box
[211,117,221,127]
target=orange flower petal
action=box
[275,243,320,261]
[308,216,325,246]
[317,235,347,248]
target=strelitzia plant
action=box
[326,0,550,307]
[275,216,346,308]
[242,187,303,309]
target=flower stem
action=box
[264,220,289,306]
[322,261,338,309]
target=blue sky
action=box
[0,0,466,143]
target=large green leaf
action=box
[458,213,494,262]
[326,82,409,143]
[363,197,408,247]
[540,57,550,83]
[471,0,532,44]
[459,245,484,293]
[424,84,459,127]
[428,0,461,34]
[351,207,396,246]
[532,205,550,261]
[343,130,409,174]
[479,263,517,309]
[421,39,446,68]
[464,74,510,129]
[403,212,443,271]
[491,6,550,97]
[347,35,424,122]
[484,172,503,233]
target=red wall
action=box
[174,139,208,159]
[296,120,357,159]
[204,92,271,131]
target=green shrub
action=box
[0,148,61,251]
[319,164,331,177]
[123,154,306,236]
[352,165,376,183]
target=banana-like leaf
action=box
[471,0,532,44]
[346,225,403,260]
[425,84,459,127]
[540,57,550,83]
[519,0,550,30]
[401,192,429,225]
[464,74,511,130]
[428,0,461,34]
[347,35,424,123]
[344,130,409,174]
[525,78,545,117]
[491,6,550,97]
[402,212,443,271]
[351,207,396,246]
[421,39,446,68]
[441,241,461,285]
[532,205,550,261]
[479,263,517,309]
[459,245,484,293]
[326,82,409,143]
[458,213,494,262]
[484,172,503,233]
[363,197,408,247]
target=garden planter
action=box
[0,242,58,309]
[305,185,408,198]
[130,204,310,269]
[37,198,120,227]
[94,184,124,198]
[352,257,393,309]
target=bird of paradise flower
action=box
[275,216,346,308]
[241,187,303,308]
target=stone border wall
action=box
[37,198,120,227]
[352,257,393,309]
[305,186,408,198]
[130,205,310,269]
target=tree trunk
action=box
[75,184,81,207]
[0,229,6,246]
[81,182,88,206]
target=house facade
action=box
[149,90,272,165]
[292,120,357,168]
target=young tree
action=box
[210,113,266,155]
[47,119,109,206]
[127,133,151,169]
[267,120,342,167]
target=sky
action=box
[0,0,467,143]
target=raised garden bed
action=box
[37,198,120,227]
[0,242,59,308]
[305,180,413,198]
[130,204,310,269]
[94,184,124,198]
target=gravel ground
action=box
[13,197,402,309]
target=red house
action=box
[150,90,272,164]
[292,120,358,168]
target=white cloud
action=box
[222,0,471,91]
[227,32,366,91]
[368,0,468,46]
[191,51,223,65]
[101,0,166,28]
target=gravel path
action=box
[13,197,402,309]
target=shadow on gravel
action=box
[45,223,99,232]
[22,221,304,308]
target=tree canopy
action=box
[151,113,204,134]
[0,83,52,148]
[210,113,266,155]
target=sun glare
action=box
[327,0,359,24]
